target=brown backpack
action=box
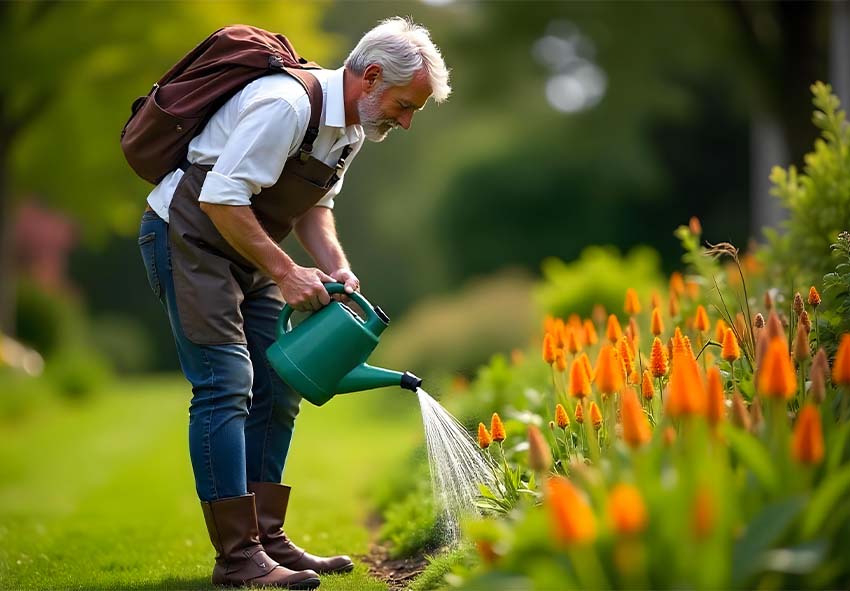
[121,25,324,184]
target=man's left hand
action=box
[330,268,360,294]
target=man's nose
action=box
[397,111,413,130]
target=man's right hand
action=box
[278,264,336,312]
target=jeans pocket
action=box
[138,232,162,300]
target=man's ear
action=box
[363,64,383,92]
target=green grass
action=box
[0,375,424,590]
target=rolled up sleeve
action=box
[198,97,306,206]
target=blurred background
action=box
[1,0,848,393]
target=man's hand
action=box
[279,265,336,312]
[330,268,360,294]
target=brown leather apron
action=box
[167,146,351,345]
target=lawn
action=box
[0,374,424,590]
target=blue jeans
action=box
[138,209,301,502]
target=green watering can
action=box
[266,283,422,406]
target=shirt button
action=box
[175,124,183,133]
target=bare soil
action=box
[358,512,429,590]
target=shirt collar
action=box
[324,67,347,129]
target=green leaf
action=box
[731,496,807,585]
[802,464,850,538]
[725,426,779,493]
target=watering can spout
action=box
[335,364,423,394]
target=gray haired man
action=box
[138,17,450,588]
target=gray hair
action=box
[344,17,451,103]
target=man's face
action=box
[357,69,433,142]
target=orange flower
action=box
[621,388,651,448]
[669,292,680,318]
[793,292,804,317]
[542,333,556,365]
[569,358,592,399]
[590,401,603,431]
[765,311,785,342]
[553,318,565,348]
[794,323,811,363]
[575,402,584,424]
[706,366,725,427]
[543,315,556,336]
[606,314,623,344]
[666,350,706,418]
[555,403,570,429]
[528,425,552,472]
[685,280,700,301]
[694,305,710,333]
[624,288,641,316]
[651,307,664,336]
[477,423,492,449]
[832,334,850,385]
[618,336,635,379]
[808,286,821,307]
[670,272,685,296]
[650,337,668,378]
[490,413,506,443]
[608,483,648,535]
[583,319,598,346]
[641,370,654,400]
[627,317,640,344]
[714,319,728,343]
[792,404,824,465]
[721,327,740,362]
[691,487,715,540]
[578,352,595,383]
[689,216,702,235]
[595,345,624,394]
[565,327,582,354]
[758,338,797,399]
[546,476,596,545]
[554,349,567,372]
[651,291,662,309]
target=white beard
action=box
[357,84,398,142]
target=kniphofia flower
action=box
[792,404,824,465]
[721,327,740,362]
[694,305,710,333]
[583,319,598,346]
[555,403,570,429]
[575,402,584,424]
[589,401,603,431]
[651,291,662,309]
[794,323,811,363]
[765,311,785,341]
[621,388,651,447]
[491,413,506,442]
[624,288,641,316]
[618,336,635,378]
[808,286,821,307]
[607,314,623,344]
[641,370,654,400]
[542,333,556,365]
[578,352,595,383]
[608,483,648,535]
[666,350,706,417]
[528,424,552,472]
[793,292,804,317]
[565,327,582,354]
[553,318,565,348]
[832,334,850,385]
[670,272,685,297]
[595,345,624,394]
[706,366,725,427]
[554,349,567,372]
[477,423,492,449]
[800,310,811,334]
[569,358,592,399]
[651,307,664,336]
[714,319,728,343]
[546,476,596,544]
[754,313,765,329]
[650,337,668,378]
[669,293,680,318]
[758,338,797,399]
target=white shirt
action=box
[146,67,364,223]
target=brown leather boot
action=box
[201,493,322,588]
[249,482,354,574]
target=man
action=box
[137,17,450,589]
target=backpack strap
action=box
[279,65,323,163]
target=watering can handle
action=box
[276,282,379,337]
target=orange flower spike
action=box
[794,323,811,363]
[606,314,623,344]
[528,425,552,473]
[490,413,506,443]
[651,291,662,309]
[543,314,556,336]
[792,404,825,465]
[624,288,641,316]
[650,337,669,378]
[714,318,728,343]
[575,402,584,424]
[694,305,710,333]
[670,272,686,297]
[721,327,741,362]
[579,352,595,383]
[555,403,570,429]
[595,345,624,395]
[706,366,725,427]
[546,476,596,545]
[553,318,565,349]
[477,423,492,449]
[627,317,640,345]
[569,358,592,399]
[554,349,567,373]
[669,292,680,318]
[621,389,651,448]
[618,337,635,378]
[542,333,556,365]
[583,319,598,346]
[685,280,700,301]
[691,487,715,540]
[666,351,706,418]
[590,401,603,431]
[651,307,664,336]
[758,338,797,399]
[808,286,821,308]
[832,334,850,385]
[608,483,648,535]
[565,327,582,355]
[641,370,654,400]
